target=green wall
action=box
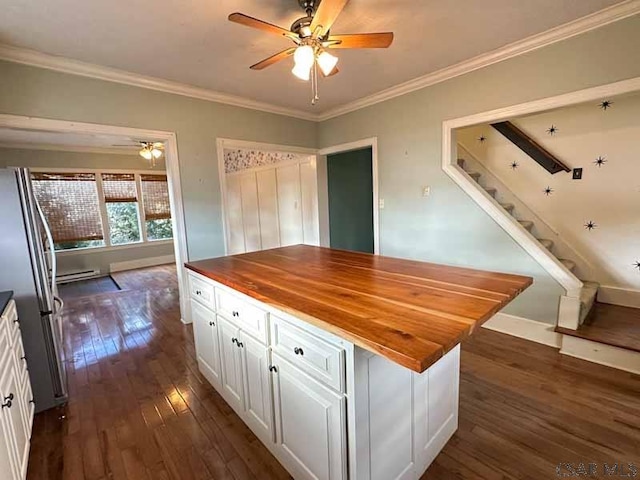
[0,61,317,262]
[317,15,640,324]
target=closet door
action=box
[276,164,304,246]
[240,173,261,252]
[300,160,319,246]
[256,169,281,250]
[225,174,246,254]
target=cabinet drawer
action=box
[4,300,19,346]
[216,289,268,344]
[271,316,345,392]
[189,274,215,310]
[12,331,27,381]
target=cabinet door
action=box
[300,160,320,246]
[256,169,281,250]
[240,333,274,442]
[240,172,262,252]
[276,164,304,246]
[225,174,246,254]
[191,301,222,389]
[218,317,244,412]
[272,354,347,480]
[0,355,25,480]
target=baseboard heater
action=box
[56,269,101,284]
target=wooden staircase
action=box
[457,157,599,325]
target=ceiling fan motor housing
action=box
[298,0,320,16]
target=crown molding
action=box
[316,0,640,121]
[0,142,140,155]
[0,0,638,124]
[0,43,317,122]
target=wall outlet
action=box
[422,186,431,197]
[379,198,385,209]
[572,168,583,180]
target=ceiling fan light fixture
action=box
[292,62,312,81]
[139,147,153,161]
[151,148,163,159]
[293,45,315,68]
[317,50,339,76]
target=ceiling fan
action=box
[112,140,165,166]
[229,0,394,105]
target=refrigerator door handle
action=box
[33,190,58,295]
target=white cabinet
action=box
[224,159,320,255]
[0,299,33,480]
[191,301,222,389]
[240,333,274,443]
[218,316,245,412]
[272,353,347,480]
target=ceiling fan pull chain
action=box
[312,61,319,105]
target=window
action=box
[32,170,173,251]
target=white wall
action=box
[458,92,640,291]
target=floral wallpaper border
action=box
[224,148,310,173]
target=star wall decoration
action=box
[584,221,597,231]
[546,125,558,136]
[594,156,607,167]
[544,186,553,196]
[478,135,487,143]
[634,261,640,271]
[599,100,613,110]
[510,161,519,170]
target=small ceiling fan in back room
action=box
[229,0,394,106]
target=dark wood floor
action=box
[27,266,640,480]
[557,301,640,353]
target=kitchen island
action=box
[185,245,531,480]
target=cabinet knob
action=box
[21,355,27,361]
[196,290,202,295]
[237,341,244,348]
[232,311,239,317]
[209,321,215,326]
[231,337,238,345]
[294,347,304,356]
[269,365,277,373]
[2,393,13,409]
[13,319,19,324]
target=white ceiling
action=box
[0,0,627,114]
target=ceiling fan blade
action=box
[310,0,349,38]
[229,13,295,39]
[325,32,394,49]
[250,48,296,70]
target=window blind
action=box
[31,172,104,243]
[141,174,171,220]
[102,173,137,202]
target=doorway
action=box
[326,147,375,254]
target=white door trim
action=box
[216,138,319,255]
[318,137,380,255]
[441,76,640,298]
[0,114,191,324]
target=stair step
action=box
[467,171,481,182]
[538,239,554,250]
[579,281,600,325]
[518,220,534,231]
[559,259,576,272]
[457,158,465,168]
[499,202,515,213]
[484,187,497,198]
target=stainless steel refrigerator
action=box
[0,168,67,412]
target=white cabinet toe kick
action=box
[187,270,460,480]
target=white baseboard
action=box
[560,335,640,375]
[482,313,562,348]
[109,254,175,273]
[597,285,640,309]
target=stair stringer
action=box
[442,146,584,329]
[457,143,596,281]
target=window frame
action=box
[30,167,173,256]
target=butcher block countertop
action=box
[185,245,532,373]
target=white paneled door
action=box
[224,159,319,255]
